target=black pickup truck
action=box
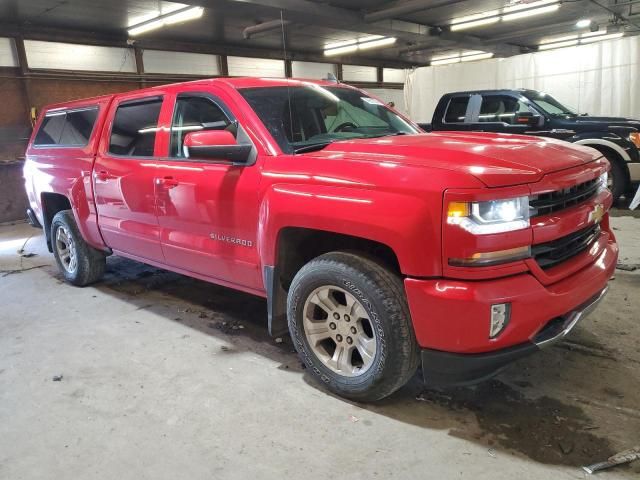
[421,89,640,201]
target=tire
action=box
[287,252,419,401]
[600,150,629,202]
[51,210,106,286]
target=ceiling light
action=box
[431,57,461,66]
[128,6,204,36]
[538,39,579,50]
[502,3,559,22]
[430,50,492,65]
[450,10,500,31]
[576,19,592,28]
[460,52,494,61]
[358,37,396,50]
[323,36,396,56]
[324,44,359,56]
[540,34,578,44]
[580,32,624,43]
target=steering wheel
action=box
[333,122,358,132]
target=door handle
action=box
[94,170,112,181]
[155,176,179,188]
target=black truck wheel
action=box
[599,150,629,202]
[287,252,419,401]
[51,210,106,286]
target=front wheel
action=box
[51,210,106,286]
[287,252,419,401]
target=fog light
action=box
[490,303,511,338]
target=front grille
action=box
[530,178,600,217]
[532,223,600,269]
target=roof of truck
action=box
[41,77,349,112]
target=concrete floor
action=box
[1,216,639,480]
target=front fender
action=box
[258,183,442,277]
[570,132,639,163]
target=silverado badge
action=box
[589,204,605,224]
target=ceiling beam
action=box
[193,0,524,56]
[364,0,466,23]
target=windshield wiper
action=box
[293,142,333,154]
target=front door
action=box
[93,94,164,262]
[154,92,263,291]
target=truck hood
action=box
[305,132,601,187]
[570,116,640,133]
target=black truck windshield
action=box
[524,91,577,117]
[239,85,418,153]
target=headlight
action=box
[629,132,640,149]
[447,196,530,234]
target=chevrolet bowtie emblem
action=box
[589,203,605,224]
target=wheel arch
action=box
[264,226,403,338]
[40,192,72,252]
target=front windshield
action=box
[524,91,577,117]
[239,85,419,153]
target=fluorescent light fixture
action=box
[431,57,461,66]
[324,36,396,56]
[128,6,204,36]
[358,37,397,50]
[460,52,494,61]
[540,34,578,45]
[539,39,579,50]
[576,19,592,28]
[431,50,492,65]
[502,3,559,21]
[324,44,359,56]
[580,32,624,43]
[502,0,558,13]
[447,1,560,32]
[324,39,359,50]
[450,10,500,31]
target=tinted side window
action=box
[479,95,532,124]
[34,108,99,146]
[109,98,163,157]
[34,114,66,145]
[59,109,98,145]
[444,97,469,123]
[170,97,230,158]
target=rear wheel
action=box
[51,210,106,286]
[287,252,419,401]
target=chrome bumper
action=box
[534,286,609,349]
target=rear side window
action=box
[444,97,469,123]
[479,95,532,124]
[109,97,163,157]
[34,108,98,146]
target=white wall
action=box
[143,50,220,75]
[0,37,19,67]
[342,65,377,82]
[291,61,336,79]
[405,35,640,122]
[227,56,285,77]
[24,40,136,72]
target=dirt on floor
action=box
[1,215,639,479]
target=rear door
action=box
[437,94,481,132]
[93,93,164,261]
[153,88,264,292]
[471,94,537,134]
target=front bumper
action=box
[419,287,608,386]
[404,236,617,386]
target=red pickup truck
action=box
[23,78,617,401]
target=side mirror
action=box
[514,111,542,127]
[183,130,252,164]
